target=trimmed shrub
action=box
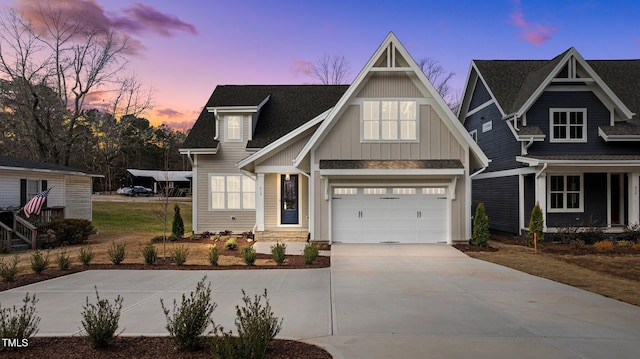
[271,242,287,265]
[78,245,94,265]
[81,287,123,348]
[472,203,489,247]
[225,237,237,250]
[56,247,71,270]
[172,245,189,266]
[527,203,544,246]
[211,289,282,359]
[208,245,219,266]
[0,293,40,349]
[0,255,19,282]
[594,240,614,253]
[241,245,257,266]
[48,219,95,245]
[578,217,606,244]
[172,204,185,238]
[30,250,49,274]
[617,240,633,248]
[141,242,158,265]
[107,241,127,265]
[303,243,319,265]
[161,276,217,352]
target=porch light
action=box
[285,173,290,181]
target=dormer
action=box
[207,94,270,144]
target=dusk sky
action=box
[2,0,640,131]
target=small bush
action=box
[49,218,95,245]
[472,203,489,247]
[172,245,189,266]
[208,245,219,266]
[594,240,614,253]
[617,240,633,248]
[0,293,40,349]
[81,287,123,348]
[30,250,49,274]
[140,242,158,265]
[557,224,580,244]
[271,242,287,265]
[527,203,544,246]
[303,243,319,265]
[241,245,257,266]
[569,239,585,251]
[56,248,71,270]
[622,222,640,242]
[0,255,19,282]
[225,237,237,250]
[161,276,217,352]
[151,235,165,243]
[78,245,94,265]
[172,204,185,238]
[578,218,606,244]
[107,241,127,265]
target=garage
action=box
[331,186,448,243]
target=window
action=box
[550,109,586,142]
[469,130,478,142]
[422,188,446,195]
[210,174,255,209]
[362,100,417,141]
[27,179,40,198]
[548,175,583,212]
[482,121,492,133]
[364,188,387,195]
[393,188,416,195]
[334,188,357,195]
[225,115,242,141]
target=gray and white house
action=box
[458,47,640,235]
[180,33,488,244]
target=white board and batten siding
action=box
[65,175,92,220]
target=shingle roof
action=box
[599,120,640,137]
[319,160,464,170]
[517,126,544,136]
[0,156,96,175]
[182,85,349,150]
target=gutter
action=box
[470,166,487,179]
[535,163,548,179]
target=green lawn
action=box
[92,200,192,234]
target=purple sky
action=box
[2,0,640,130]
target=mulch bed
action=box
[2,336,332,358]
[452,243,498,252]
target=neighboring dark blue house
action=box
[458,48,640,235]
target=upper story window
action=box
[550,109,586,143]
[362,100,417,141]
[225,115,242,142]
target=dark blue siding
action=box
[469,79,492,110]
[546,173,608,227]
[527,91,638,155]
[472,176,519,234]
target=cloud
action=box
[116,2,198,37]
[155,107,183,118]
[290,58,314,77]
[161,119,194,132]
[509,0,558,45]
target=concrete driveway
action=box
[1,244,640,358]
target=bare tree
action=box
[417,57,460,112]
[312,54,351,85]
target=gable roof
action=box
[126,169,192,182]
[0,156,100,177]
[470,48,639,120]
[181,85,348,150]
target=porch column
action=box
[629,172,640,225]
[535,171,547,231]
[256,174,265,231]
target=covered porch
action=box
[0,207,65,252]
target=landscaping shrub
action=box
[161,276,217,352]
[241,245,257,266]
[78,245,94,265]
[208,245,219,266]
[569,239,585,251]
[271,242,287,265]
[30,249,49,274]
[594,240,614,253]
[211,289,282,359]
[172,204,185,238]
[172,245,189,266]
[48,218,95,245]
[621,222,640,242]
[225,237,237,250]
[556,224,580,244]
[107,241,127,265]
[0,255,19,282]
[303,243,319,265]
[472,203,489,247]
[0,293,40,349]
[141,242,158,265]
[56,247,71,270]
[81,287,123,348]
[151,235,165,243]
[527,203,544,246]
[578,218,606,244]
[617,240,633,248]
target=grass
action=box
[92,200,193,233]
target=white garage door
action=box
[331,187,448,243]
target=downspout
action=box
[186,150,194,167]
[522,138,534,155]
[469,167,487,179]
[213,109,219,141]
[535,163,547,179]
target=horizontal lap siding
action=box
[472,176,519,234]
[469,79,492,110]
[64,175,92,220]
[547,173,607,227]
[0,170,65,208]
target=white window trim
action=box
[361,100,419,142]
[208,174,255,210]
[549,108,587,143]
[547,174,584,213]
[224,115,243,142]
[469,129,478,143]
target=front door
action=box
[281,174,299,224]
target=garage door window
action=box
[393,188,416,195]
[422,188,446,195]
[364,188,386,195]
[334,188,357,195]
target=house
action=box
[180,33,488,244]
[125,169,192,195]
[458,48,640,235]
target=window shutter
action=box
[20,179,27,206]
[41,180,48,208]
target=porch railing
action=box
[13,207,64,250]
[14,215,37,250]
[0,221,12,253]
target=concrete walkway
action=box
[1,244,639,358]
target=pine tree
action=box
[172,204,185,238]
[472,203,489,247]
[527,203,544,246]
